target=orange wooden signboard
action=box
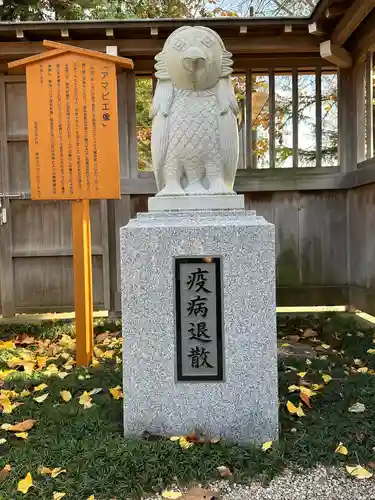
[9,41,133,365]
[10,41,132,200]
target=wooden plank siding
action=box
[348,184,375,316]
[0,77,110,313]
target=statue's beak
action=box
[182,46,206,73]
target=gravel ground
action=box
[143,465,375,500]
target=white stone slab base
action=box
[148,194,245,212]
[120,209,278,444]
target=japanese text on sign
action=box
[26,53,120,200]
[175,257,224,381]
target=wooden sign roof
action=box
[8,39,133,70]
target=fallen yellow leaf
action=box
[45,364,59,375]
[1,419,36,432]
[335,442,348,455]
[53,492,66,500]
[0,369,15,379]
[288,385,300,392]
[262,440,273,451]
[0,341,15,349]
[0,463,11,481]
[280,343,290,347]
[51,468,66,478]
[367,349,375,354]
[57,372,69,379]
[79,391,93,409]
[300,385,316,398]
[217,465,233,477]
[346,465,373,479]
[311,384,324,391]
[7,359,35,374]
[87,496,95,500]
[20,390,31,398]
[299,386,316,397]
[178,436,194,449]
[33,393,49,403]
[60,390,72,402]
[357,367,368,373]
[322,374,332,383]
[36,356,48,369]
[321,343,331,349]
[59,334,75,350]
[91,357,99,367]
[348,402,366,413]
[109,386,123,400]
[38,467,66,478]
[0,438,7,444]
[17,472,33,494]
[15,432,28,440]
[286,400,305,417]
[162,491,182,499]
[94,347,104,358]
[297,372,307,378]
[33,383,48,392]
[0,396,14,414]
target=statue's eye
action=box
[173,38,186,51]
[201,36,213,48]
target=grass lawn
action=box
[0,313,375,499]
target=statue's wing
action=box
[151,81,174,191]
[216,79,239,189]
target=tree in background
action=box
[1,0,337,170]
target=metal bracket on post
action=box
[0,192,28,225]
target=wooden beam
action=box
[0,76,15,317]
[292,68,298,168]
[315,67,322,168]
[325,6,347,19]
[355,61,366,163]
[61,28,69,38]
[308,22,325,36]
[269,69,276,168]
[150,27,158,36]
[0,36,321,59]
[240,26,247,35]
[365,52,373,159]
[245,70,253,168]
[320,40,352,68]
[16,29,24,39]
[332,0,375,46]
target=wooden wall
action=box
[121,190,349,313]
[0,76,109,315]
[0,72,370,317]
[348,184,375,316]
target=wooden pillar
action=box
[72,199,94,366]
[338,66,360,172]
[0,76,15,317]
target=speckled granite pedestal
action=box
[121,208,278,444]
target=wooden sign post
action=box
[9,41,133,365]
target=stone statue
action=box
[151,26,239,197]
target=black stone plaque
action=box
[175,257,224,381]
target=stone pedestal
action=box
[121,208,278,444]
